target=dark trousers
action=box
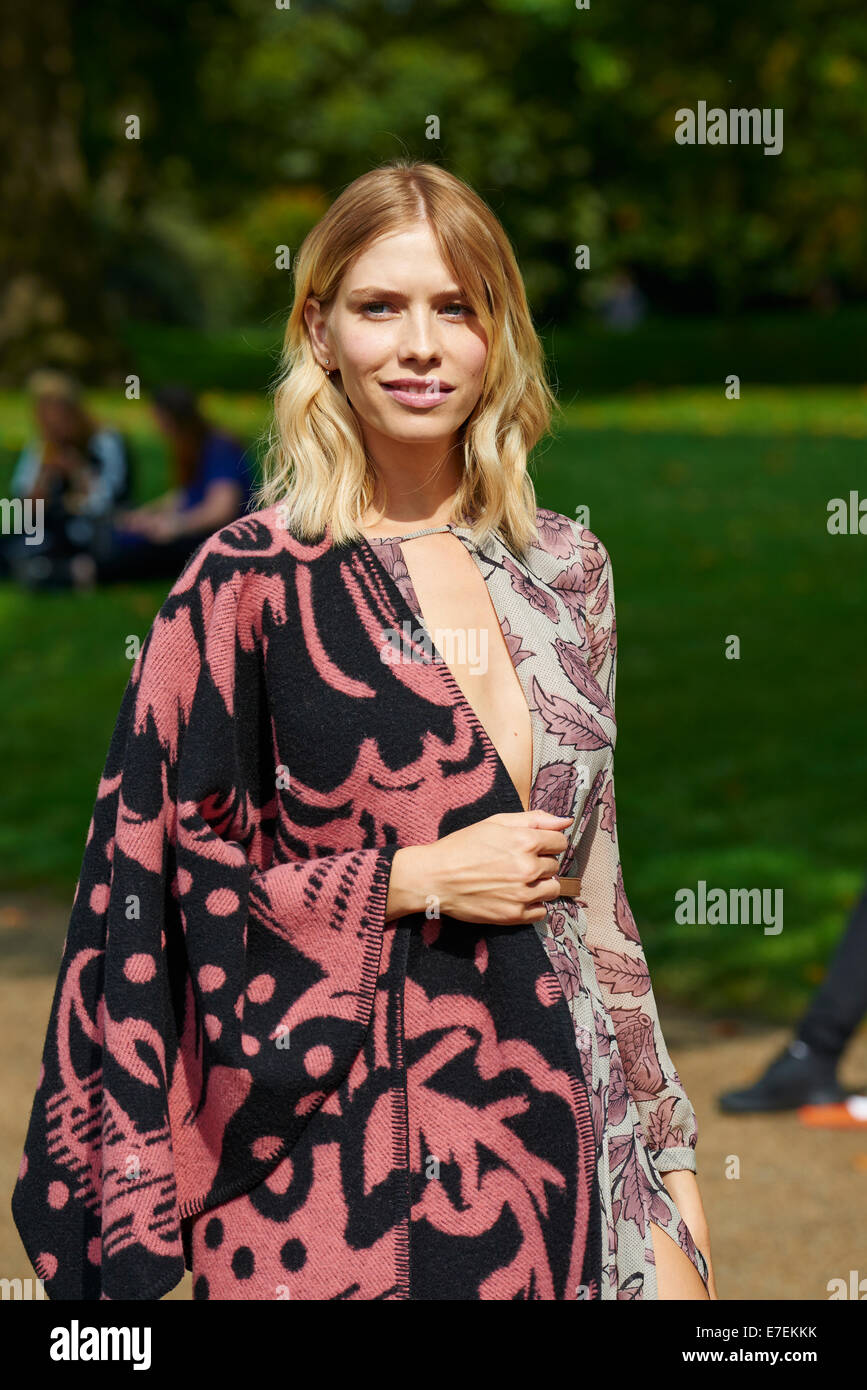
[0,497,91,576]
[0,510,210,587]
[796,876,867,1061]
[92,526,211,583]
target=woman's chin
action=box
[359,405,461,445]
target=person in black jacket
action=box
[1,369,132,585]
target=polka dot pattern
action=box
[123,953,156,984]
[198,965,226,993]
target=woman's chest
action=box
[259,537,614,859]
[388,532,535,811]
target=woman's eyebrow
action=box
[346,286,467,301]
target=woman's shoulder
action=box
[180,504,328,576]
[151,505,315,630]
[529,507,613,591]
[136,505,309,688]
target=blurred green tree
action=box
[1,0,864,379]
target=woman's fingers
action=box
[529,855,561,879]
[525,874,563,903]
[529,829,572,855]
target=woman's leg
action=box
[649,1221,710,1299]
[796,875,867,1060]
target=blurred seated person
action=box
[71,384,254,587]
[1,369,132,582]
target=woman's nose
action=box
[397,308,440,363]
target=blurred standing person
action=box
[719,876,867,1120]
[1,370,131,583]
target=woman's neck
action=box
[357,435,465,534]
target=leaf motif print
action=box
[531,677,610,751]
[591,946,651,998]
[547,907,568,939]
[594,1002,612,1059]
[370,539,423,619]
[534,508,579,559]
[576,767,607,839]
[598,777,616,836]
[533,760,578,817]
[553,638,615,722]
[581,546,606,595]
[644,1095,686,1152]
[590,577,609,617]
[605,1202,620,1297]
[587,621,612,677]
[607,1132,634,1174]
[373,539,410,588]
[617,1272,645,1300]
[609,1136,647,1232]
[502,557,559,621]
[548,941,582,1002]
[590,1077,607,1150]
[501,616,535,666]
[609,1006,666,1102]
[610,1134,671,1243]
[606,1044,630,1126]
[614,863,641,942]
[677,1218,700,1267]
[550,564,585,627]
[648,1181,675,1228]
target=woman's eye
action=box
[361,301,474,318]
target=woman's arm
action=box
[572,534,702,1171]
[174,480,243,534]
[661,1169,719,1298]
[138,488,181,514]
[141,480,243,541]
[10,537,401,1300]
[385,845,428,921]
[115,489,181,529]
[569,527,718,1296]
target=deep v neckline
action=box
[357,524,536,815]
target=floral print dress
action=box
[368,510,709,1300]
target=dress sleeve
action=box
[11,541,399,1300]
[573,533,699,1175]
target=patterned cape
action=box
[12,507,628,1300]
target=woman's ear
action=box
[304,296,332,371]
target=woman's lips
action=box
[380,380,455,408]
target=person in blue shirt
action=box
[70,385,255,587]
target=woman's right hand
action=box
[385,811,574,926]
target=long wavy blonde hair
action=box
[253,160,559,556]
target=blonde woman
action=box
[13,160,716,1301]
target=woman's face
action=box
[305,222,489,454]
[35,396,85,445]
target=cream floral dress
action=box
[369,507,709,1299]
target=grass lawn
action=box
[1,386,865,1024]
